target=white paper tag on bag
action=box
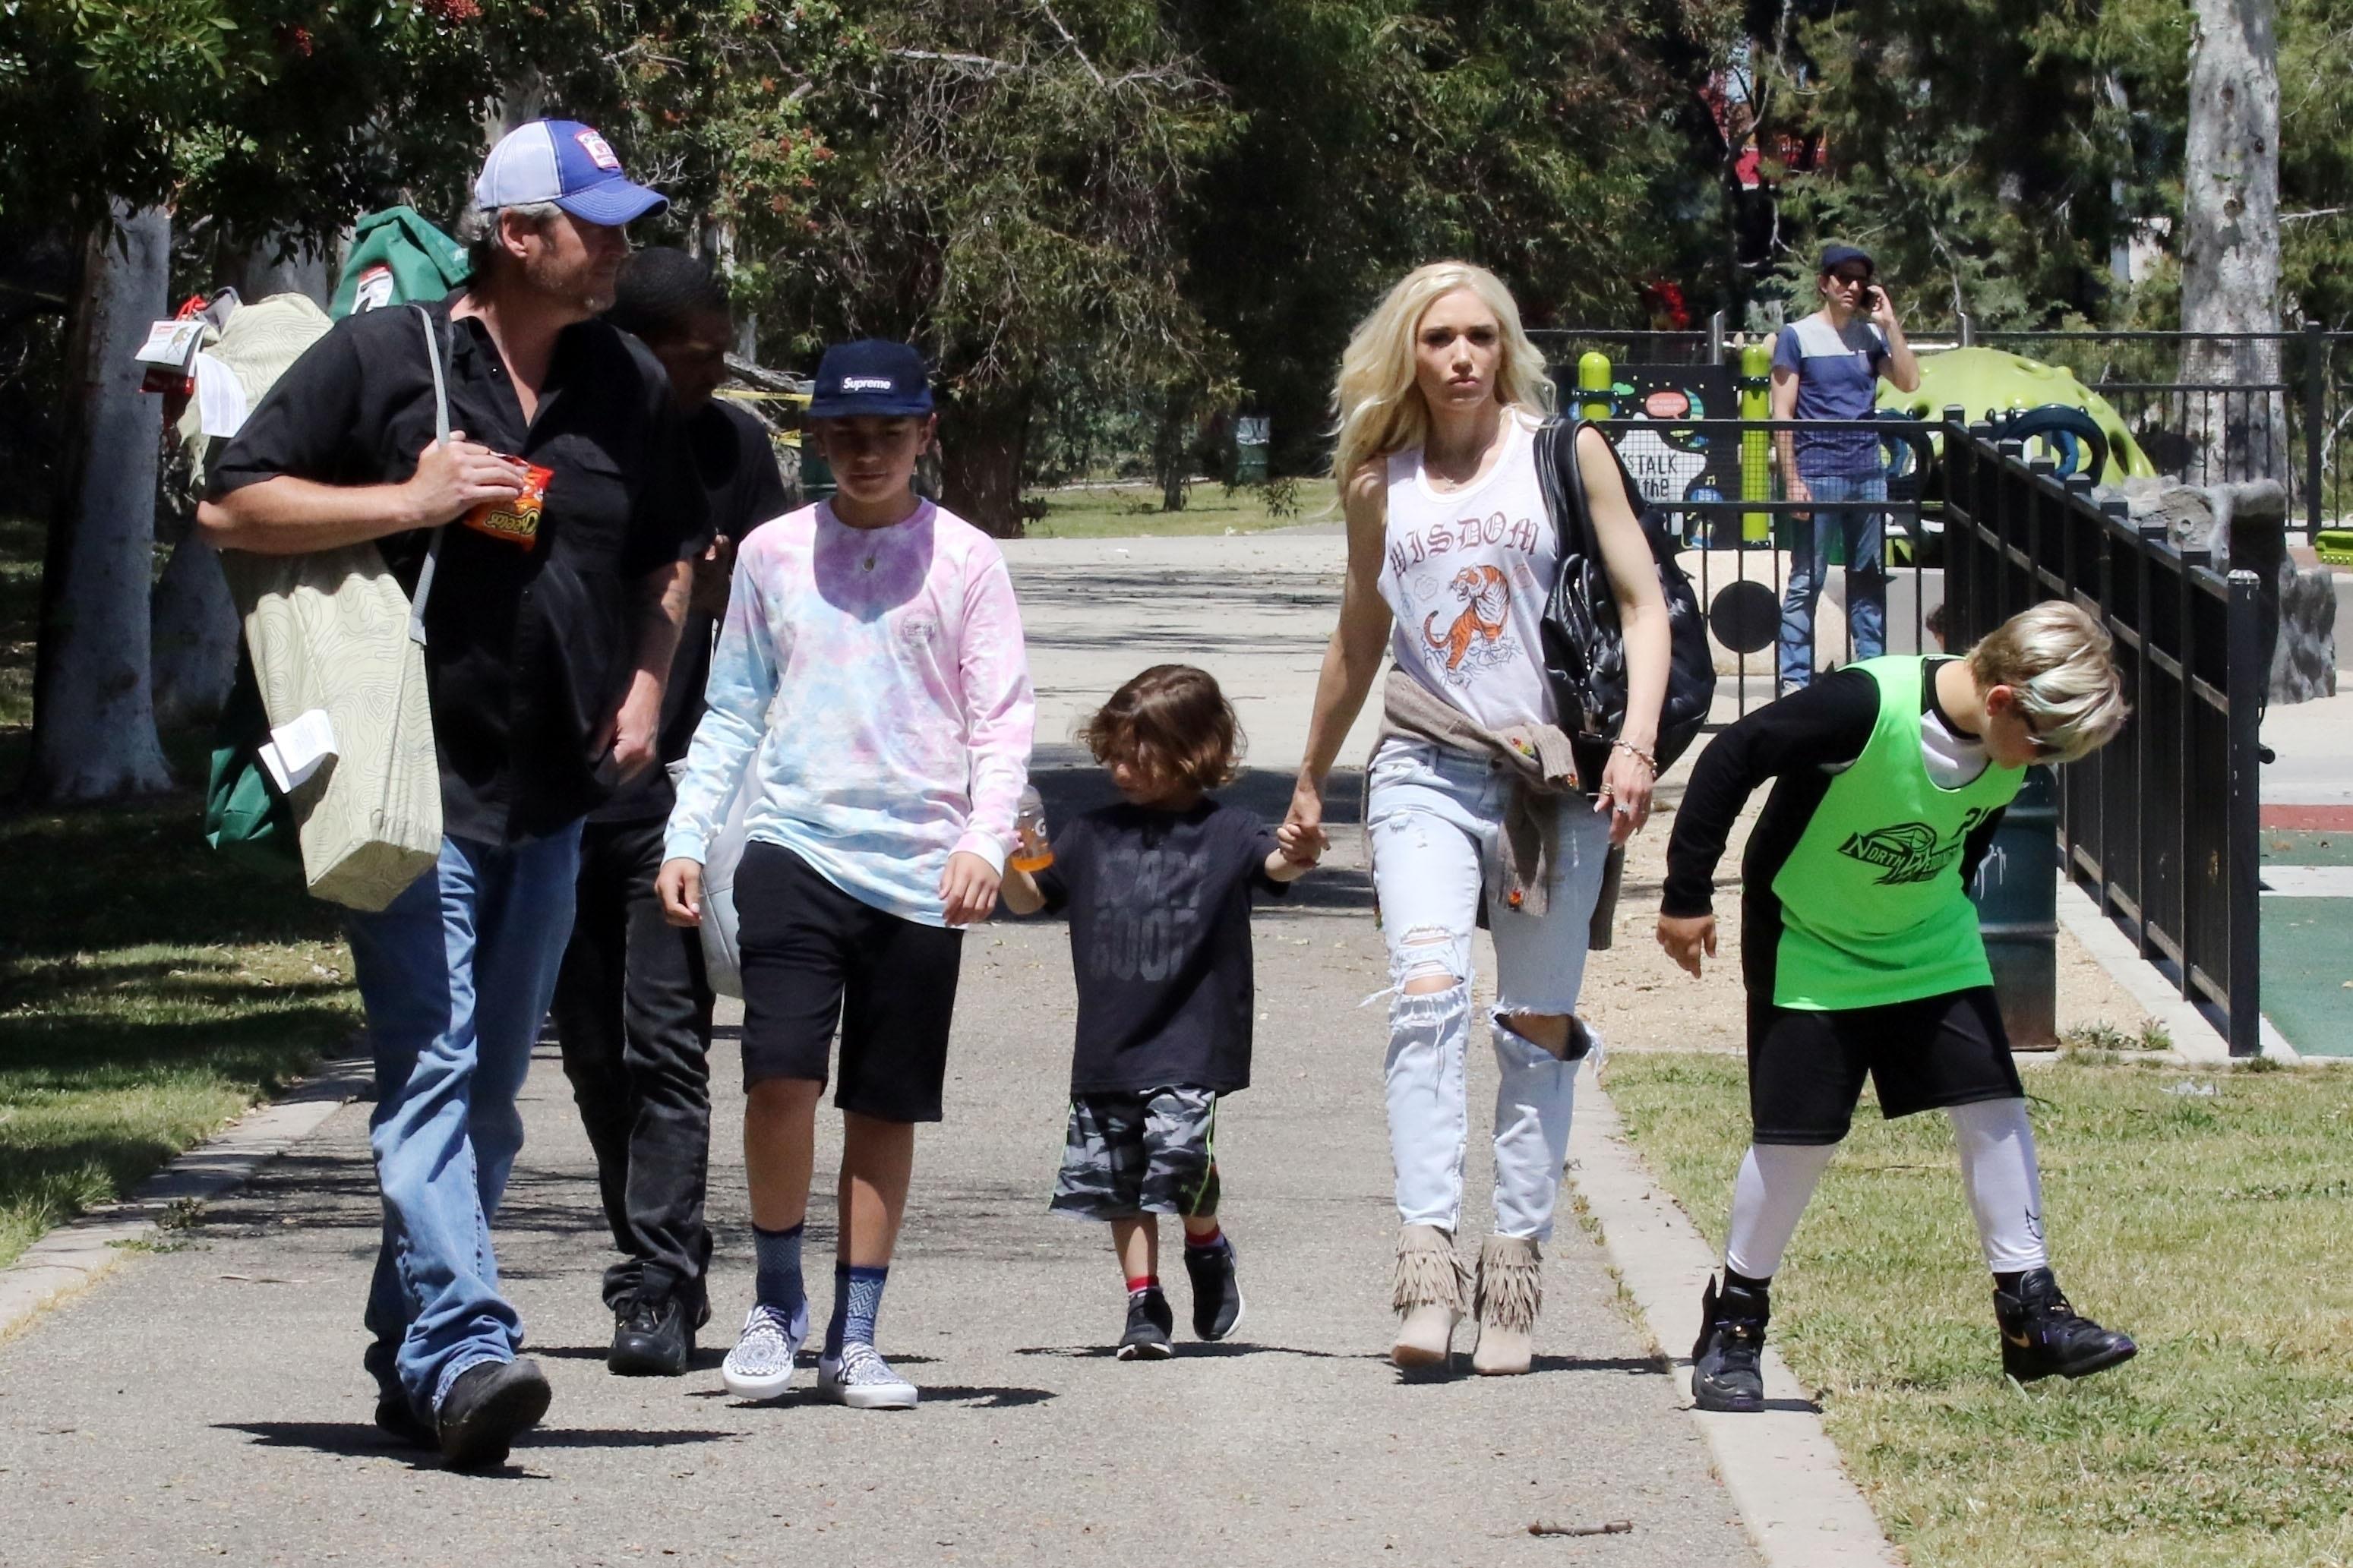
[257,708,338,793]
[193,352,250,437]
[135,318,207,370]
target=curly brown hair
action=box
[1079,664,1245,792]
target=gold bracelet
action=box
[1611,737,1658,772]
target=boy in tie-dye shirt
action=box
[660,339,1034,1410]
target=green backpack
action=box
[330,206,471,317]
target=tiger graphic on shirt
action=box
[1422,564,1514,677]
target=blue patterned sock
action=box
[752,1222,805,1321]
[824,1262,889,1356]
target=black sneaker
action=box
[1995,1269,2137,1382]
[374,1392,434,1450]
[608,1294,693,1377]
[435,1357,551,1470]
[1183,1238,1246,1342]
[1690,1276,1769,1413]
[1116,1289,1175,1361]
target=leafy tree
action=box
[1170,1,1700,474]
[730,0,1236,532]
[1736,0,2186,327]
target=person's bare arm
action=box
[1578,425,1669,844]
[1770,367,1810,519]
[1871,287,1921,394]
[1284,462,1394,857]
[194,436,524,555]
[1261,847,1313,885]
[595,559,693,781]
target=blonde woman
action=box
[1284,262,1671,1374]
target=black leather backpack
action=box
[1534,418,1717,790]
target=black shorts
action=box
[1747,986,2023,1146]
[735,842,964,1123]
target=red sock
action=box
[1126,1274,1159,1295]
[1184,1223,1224,1252]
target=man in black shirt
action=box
[197,120,703,1468]
[551,249,788,1377]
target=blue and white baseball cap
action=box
[474,119,667,226]
[807,339,935,419]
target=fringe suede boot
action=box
[1391,1224,1467,1369]
[1470,1235,1542,1375]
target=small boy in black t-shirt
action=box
[1000,666,1319,1358]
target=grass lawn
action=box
[1023,477,1336,538]
[1,511,360,1272]
[1603,1052,2353,1568]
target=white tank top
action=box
[1376,410,1558,730]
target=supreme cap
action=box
[807,339,935,419]
[474,119,667,226]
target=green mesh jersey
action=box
[1763,657,2023,1009]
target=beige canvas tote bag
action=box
[219,306,452,912]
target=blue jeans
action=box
[1778,471,1888,690]
[350,824,583,1420]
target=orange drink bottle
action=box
[1010,785,1053,872]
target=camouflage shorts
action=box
[1048,1086,1221,1221]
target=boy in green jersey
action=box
[1657,601,2134,1412]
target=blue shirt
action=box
[1773,315,1890,478]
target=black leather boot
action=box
[1690,1275,1769,1413]
[1995,1268,2136,1382]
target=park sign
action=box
[1597,364,1739,544]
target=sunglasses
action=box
[1830,270,1874,286]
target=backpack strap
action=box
[406,304,451,646]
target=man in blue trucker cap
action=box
[199,120,704,1469]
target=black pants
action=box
[551,815,715,1314]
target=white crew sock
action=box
[1723,1141,1838,1280]
[1947,1097,2048,1274]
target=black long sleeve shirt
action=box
[1662,661,2007,920]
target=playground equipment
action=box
[1881,346,2156,486]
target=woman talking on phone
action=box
[1284,261,1671,1376]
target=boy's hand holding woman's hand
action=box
[1274,819,1324,867]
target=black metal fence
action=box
[1940,422,2264,1056]
[1540,323,2353,539]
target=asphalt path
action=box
[0,532,1761,1566]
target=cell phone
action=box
[1861,284,1884,310]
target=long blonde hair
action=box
[1329,260,1555,484]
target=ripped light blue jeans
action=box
[1366,739,1612,1242]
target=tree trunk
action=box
[21,202,175,802]
[940,388,1034,538]
[150,525,238,730]
[1154,395,1193,513]
[2179,0,2283,487]
[228,234,332,308]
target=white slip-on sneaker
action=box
[816,1342,919,1409]
[720,1302,806,1401]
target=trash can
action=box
[1233,415,1271,484]
[1969,764,2059,1049]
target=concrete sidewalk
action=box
[0,530,1767,1567]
